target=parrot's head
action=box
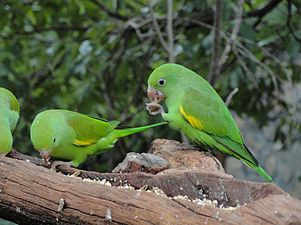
[30,111,58,163]
[147,63,190,105]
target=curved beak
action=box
[147,86,165,103]
[40,150,50,163]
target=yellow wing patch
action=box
[73,139,97,147]
[179,105,203,130]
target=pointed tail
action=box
[241,145,273,182]
[212,136,273,182]
[234,154,272,182]
[254,166,273,182]
[112,122,168,139]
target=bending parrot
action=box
[0,87,20,155]
[30,109,167,167]
[146,63,272,182]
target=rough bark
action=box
[0,139,301,225]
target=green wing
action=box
[65,111,119,147]
[180,87,242,143]
[179,87,259,166]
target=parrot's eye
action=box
[53,138,56,143]
[158,79,165,86]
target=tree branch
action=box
[286,0,301,43]
[225,88,239,106]
[150,6,169,54]
[219,0,244,69]
[0,25,89,38]
[208,0,222,85]
[88,0,129,21]
[1,139,301,224]
[167,0,175,63]
[246,0,283,28]
[246,0,282,18]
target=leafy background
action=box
[0,0,300,200]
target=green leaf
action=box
[287,35,300,58]
[239,22,256,42]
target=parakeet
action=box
[0,87,20,155]
[30,109,167,167]
[146,63,272,182]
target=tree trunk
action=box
[0,139,300,224]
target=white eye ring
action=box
[158,79,165,86]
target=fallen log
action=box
[0,139,300,224]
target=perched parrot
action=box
[0,87,20,155]
[30,109,167,167]
[146,63,272,182]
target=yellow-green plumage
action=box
[30,109,167,167]
[147,63,272,182]
[0,87,20,155]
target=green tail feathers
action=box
[243,159,272,182]
[242,144,273,182]
[212,137,273,182]
[112,122,167,138]
[255,166,272,182]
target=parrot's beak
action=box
[40,150,50,163]
[147,86,165,103]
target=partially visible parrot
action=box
[146,63,272,182]
[0,87,20,155]
[30,109,167,167]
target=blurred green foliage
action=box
[0,0,300,172]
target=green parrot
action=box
[146,63,272,182]
[30,109,167,167]
[0,87,20,155]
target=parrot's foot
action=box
[50,161,74,171]
[146,102,165,115]
[72,170,82,177]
